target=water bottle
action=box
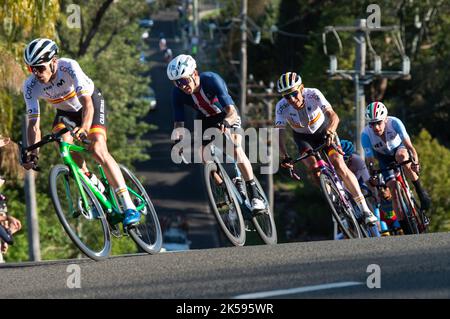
[86,172,105,193]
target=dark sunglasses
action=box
[174,77,191,88]
[369,120,383,127]
[282,90,299,99]
[31,65,48,73]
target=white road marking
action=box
[233,281,364,299]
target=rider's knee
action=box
[92,143,109,164]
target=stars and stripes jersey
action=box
[23,58,94,120]
[274,88,332,134]
[361,116,410,157]
[172,71,235,122]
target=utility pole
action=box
[354,19,366,157]
[239,0,247,127]
[193,0,199,37]
[323,19,410,157]
[22,118,41,261]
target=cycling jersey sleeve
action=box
[274,100,287,128]
[172,88,185,122]
[314,89,332,111]
[207,73,235,108]
[361,130,374,158]
[68,59,94,98]
[391,117,410,141]
[23,78,40,121]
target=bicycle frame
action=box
[58,141,146,217]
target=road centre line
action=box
[233,281,364,299]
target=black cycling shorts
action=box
[52,88,107,138]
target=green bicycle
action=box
[19,117,162,260]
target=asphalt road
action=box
[1,232,449,299]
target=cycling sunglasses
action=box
[174,77,192,88]
[282,90,299,99]
[28,64,48,74]
[369,120,383,127]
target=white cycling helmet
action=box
[366,101,388,123]
[167,54,197,80]
[277,72,302,93]
[24,38,58,66]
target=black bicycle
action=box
[179,131,277,246]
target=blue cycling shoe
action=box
[123,209,141,227]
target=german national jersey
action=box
[172,71,235,122]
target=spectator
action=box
[0,137,22,259]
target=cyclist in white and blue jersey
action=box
[361,101,431,226]
[167,54,265,213]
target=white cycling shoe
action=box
[251,197,266,214]
[364,210,378,225]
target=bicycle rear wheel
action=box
[251,176,277,245]
[320,173,362,239]
[204,162,246,246]
[50,164,111,260]
[119,165,162,254]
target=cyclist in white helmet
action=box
[361,101,431,227]
[167,54,266,214]
[275,71,377,225]
[22,38,142,227]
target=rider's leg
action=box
[89,133,139,224]
[330,153,377,224]
[231,133,265,211]
[395,148,431,211]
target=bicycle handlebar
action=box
[370,159,413,175]
[19,116,91,171]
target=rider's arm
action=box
[27,119,41,155]
[79,95,94,134]
[324,108,339,135]
[223,105,238,126]
[278,128,289,159]
[391,117,418,163]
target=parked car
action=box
[162,228,191,252]
[139,19,154,28]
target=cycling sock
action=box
[245,180,259,200]
[354,195,371,214]
[115,187,137,211]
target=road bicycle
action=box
[19,117,162,260]
[288,142,363,239]
[370,160,427,235]
[179,130,277,246]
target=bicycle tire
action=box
[251,176,277,245]
[320,173,362,239]
[396,182,420,234]
[49,164,111,260]
[204,162,246,246]
[119,165,163,254]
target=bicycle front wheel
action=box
[395,183,420,235]
[119,165,162,254]
[204,162,246,246]
[49,164,111,260]
[251,176,277,245]
[320,173,362,239]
